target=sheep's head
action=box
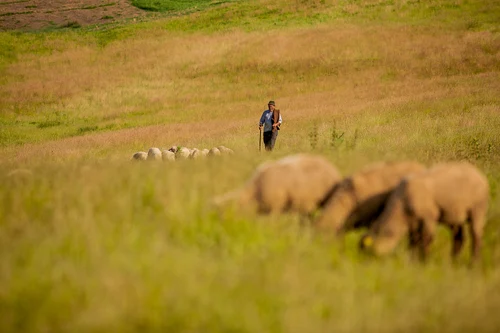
[359,228,406,257]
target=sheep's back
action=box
[406,162,489,220]
[351,161,426,201]
[256,154,341,213]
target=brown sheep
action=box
[360,161,489,264]
[315,161,426,234]
[213,154,342,215]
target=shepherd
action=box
[259,100,282,151]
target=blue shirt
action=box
[259,110,283,133]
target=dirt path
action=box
[0,0,147,31]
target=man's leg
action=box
[269,130,278,150]
[263,131,273,151]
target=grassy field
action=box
[131,0,240,12]
[1,0,500,332]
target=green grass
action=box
[1,0,500,332]
[132,0,238,12]
[2,118,500,331]
[151,0,500,33]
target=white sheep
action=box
[217,146,235,155]
[208,147,221,157]
[132,152,148,161]
[190,149,204,160]
[176,147,191,159]
[162,150,176,162]
[147,147,162,161]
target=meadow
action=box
[1,0,500,332]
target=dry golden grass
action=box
[2,25,498,109]
[1,23,499,162]
[2,75,498,164]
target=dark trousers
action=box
[263,130,278,151]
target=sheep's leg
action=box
[419,219,436,262]
[408,229,421,261]
[451,225,465,260]
[406,217,423,261]
[469,207,487,265]
[469,222,483,265]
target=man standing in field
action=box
[259,100,282,151]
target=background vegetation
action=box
[1,0,500,332]
[131,0,239,12]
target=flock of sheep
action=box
[214,154,489,264]
[132,145,235,162]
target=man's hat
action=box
[268,100,275,106]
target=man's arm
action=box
[259,111,266,127]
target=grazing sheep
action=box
[176,147,191,160]
[217,146,235,155]
[190,149,204,160]
[168,146,178,153]
[316,161,426,234]
[132,152,148,161]
[208,147,221,157]
[147,147,162,161]
[213,154,342,215]
[162,150,176,162]
[201,149,209,157]
[360,161,489,264]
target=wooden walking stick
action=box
[259,127,262,152]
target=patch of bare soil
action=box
[0,0,147,31]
